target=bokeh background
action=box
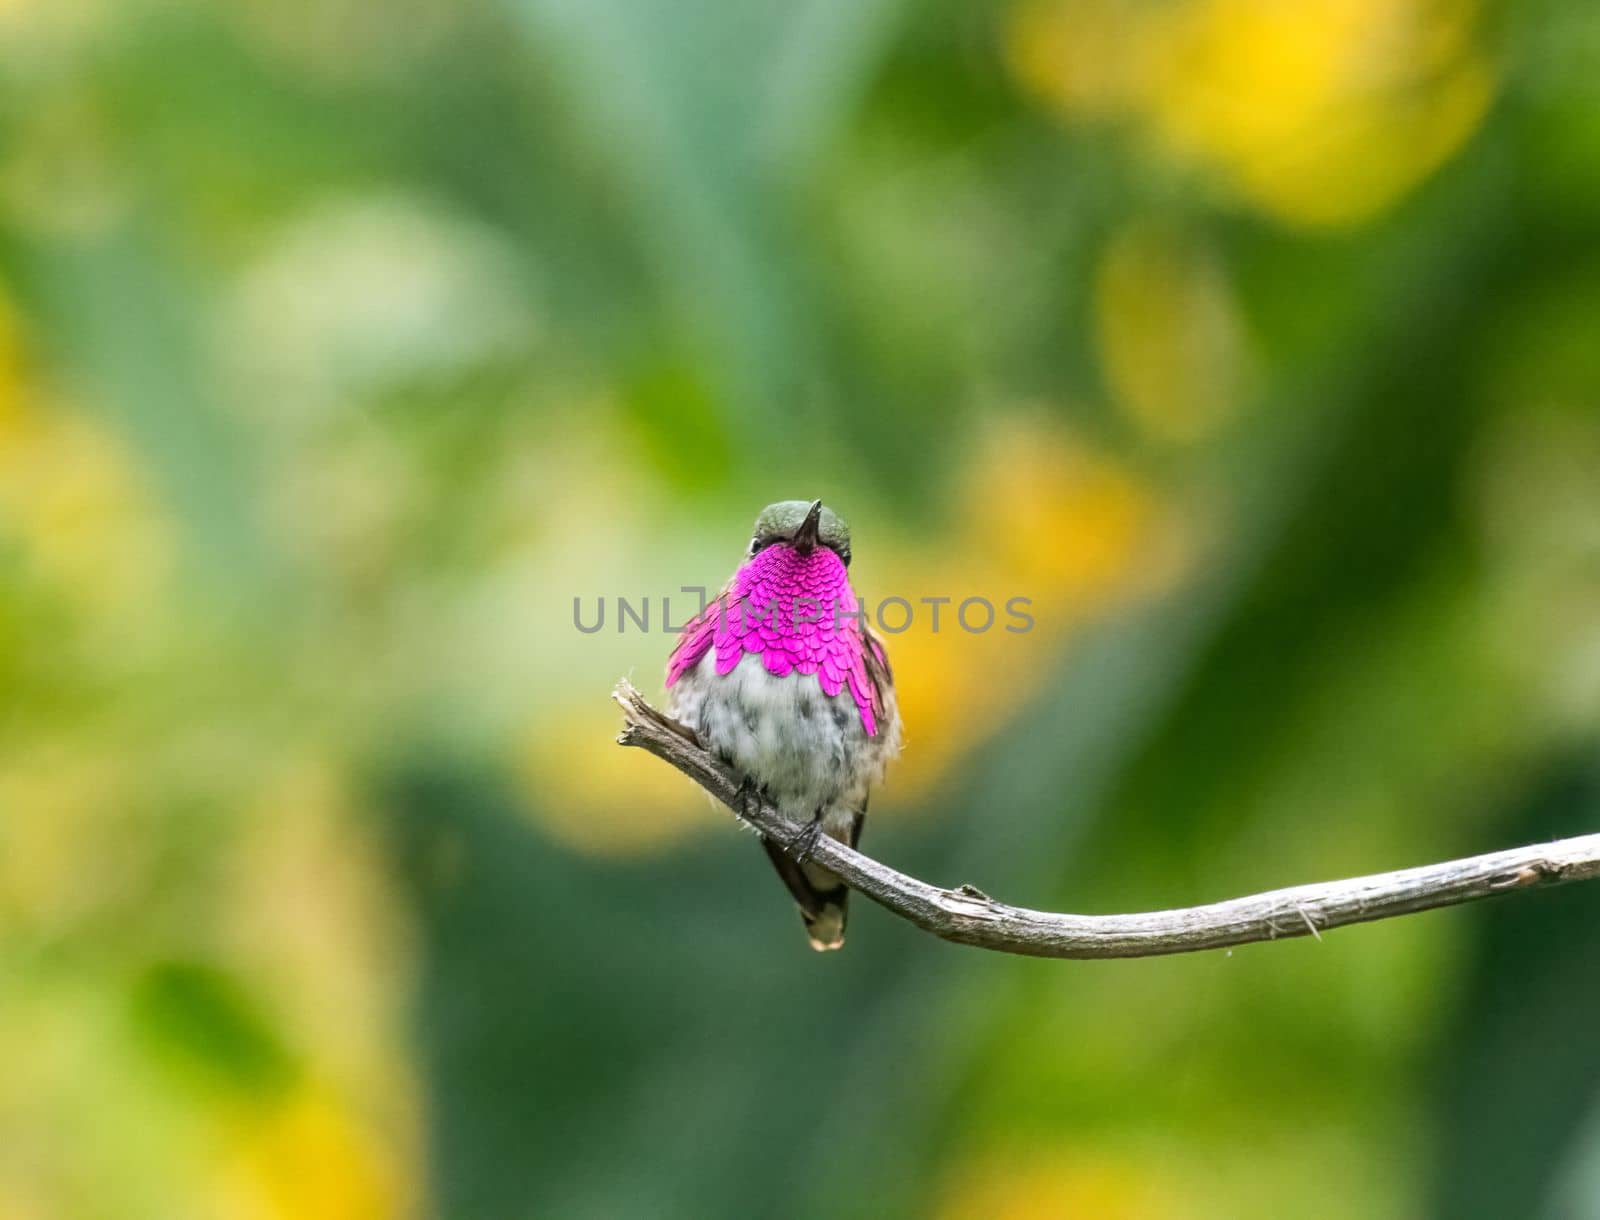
[4,0,1600,1216]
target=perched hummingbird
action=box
[666,500,902,950]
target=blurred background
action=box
[3,0,1600,1216]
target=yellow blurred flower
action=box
[0,1194,47,1220]
[214,1083,408,1220]
[230,757,419,1136]
[1009,0,1159,119]
[519,717,706,854]
[1094,223,1252,443]
[0,0,109,42]
[0,405,173,614]
[939,1147,1182,1220]
[879,413,1187,801]
[0,744,126,934]
[1011,0,1494,227]
[0,297,173,621]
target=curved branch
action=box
[613,681,1600,959]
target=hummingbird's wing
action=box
[845,621,894,739]
[664,584,734,688]
[861,623,892,703]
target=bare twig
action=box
[613,680,1600,959]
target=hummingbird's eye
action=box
[750,536,778,557]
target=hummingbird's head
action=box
[748,499,851,566]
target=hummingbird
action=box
[666,500,902,951]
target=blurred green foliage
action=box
[3,0,1600,1217]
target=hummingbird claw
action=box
[789,813,825,865]
[734,776,770,826]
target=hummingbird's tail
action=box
[760,829,856,952]
[802,892,848,952]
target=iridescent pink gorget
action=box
[666,544,887,737]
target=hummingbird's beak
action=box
[791,499,824,556]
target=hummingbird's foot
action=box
[789,811,825,865]
[734,776,769,826]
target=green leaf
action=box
[129,961,298,1103]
